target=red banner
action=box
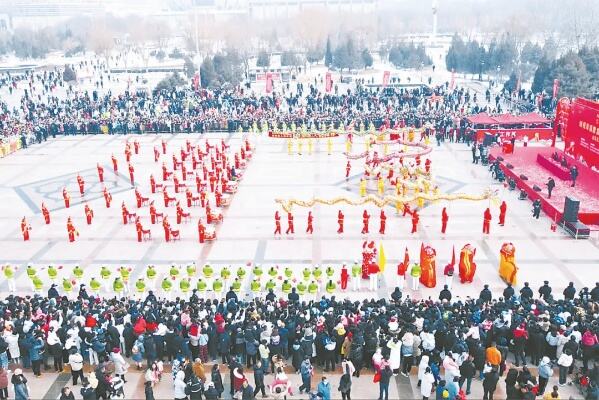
[450,69,455,90]
[473,128,554,142]
[193,72,200,91]
[563,97,599,169]
[265,72,273,93]
[553,79,560,99]
[325,72,332,93]
[382,71,390,87]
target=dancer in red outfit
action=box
[135,188,149,208]
[483,208,492,234]
[176,202,190,224]
[133,140,140,155]
[136,217,151,242]
[122,202,136,225]
[402,203,411,217]
[67,217,77,242]
[162,163,172,181]
[111,154,118,174]
[103,187,112,208]
[63,187,70,208]
[361,210,370,234]
[154,146,160,162]
[274,211,281,235]
[97,163,104,183]
[161,139,167,154]
[186,189,199,207]
[337,210,344,234]
[76,174,85,195]
[411,209,419,233]
[306,211,314,234]
[286,212,294,234]
[149,201,163,224]
[499,201,507,226]
[345,161,351,179]
[128,163,135,186]
[441,207,448,234]
[84,204,94,225]
[340,264,349,290]
[41,202,50,224]
[425,159,431,173]
[379,209,387,234]
[163,189,176,207]
[21,217,31,241]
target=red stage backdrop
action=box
[562,97,599,170]
[325,72,332,93]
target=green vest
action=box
[213,279,223,292]
[32,276,42,290]
[236,269,246,278]
[146,267,156,279]
[136,280,146,292]
[232,279,241,292]
[203,265,213,278]
[169,266,179,277]
[251,280,261,292]
[326,282,336,294]
[100,267,111,279]
[265,280,275,290]
[268,268,277,277]
[73,266,84,279]
[162,279,173,291]
[63,279,73,292]
[297,282,307,294]
[308,282,318,294]
[197,279,207,291]
[302,269,311,280]
[27,266,36,278]
[284,268,293,278]
[253,267,263,277]
[410,264,421,277]
[120,268,130,280]
[3,266,14,279]
[351,264,361,277]
[113,279,124,291]
[282,281,292,293]
[221,268,231,279]
[326,267,334,277]
[313,268,322,278]
[180,279,190,292]
[90,279,101,291]
[47,266,58,279]
[186,264,196,277]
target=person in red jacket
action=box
[340,264,349,290]
[379,209,387,234]
[499,201,507,226]
[411,209,419,233]
[337,210,344,234]
[21,217,31,241]
[286,212,294,234]
[67,217,77,242]
[441,207,449,234]
[361,210,370,234]
[306,211,314,234]
[149,201,163,224]
[274,211,281,235]
[483,208,492,234]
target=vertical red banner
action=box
[266,72,273,93]
[553,79,560,99]
[325,72,332,93]
[382,70,390,87]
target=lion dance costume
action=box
[459,244,477,283]
[498,242,518,285]
[419,243,437,288]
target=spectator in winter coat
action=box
[11,369,29,400]
[173,370,187,400]
[68,349,85,385]
[557,349,573,386]
[537,357,553,396]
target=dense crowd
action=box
[0,279,598,400]
[1,61,504,150]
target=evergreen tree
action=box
[361,48,373,68]
[325,36,333,68]
[200,57,218,88]
[256,50,270,68]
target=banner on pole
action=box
[325,72,332,93]
[382,70,390,87]
[553,79,560,99]
[450,69,456,90]
[266,72,273,93]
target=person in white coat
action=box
[387,337,402,375]
[3,328,20,364]
[417,355,430,386]
[173,370,187,400]
[420,367,436,400]
[110,348,130,383]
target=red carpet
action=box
[489,146,599,225]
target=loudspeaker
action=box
[533,185,541,192]
[520,174,528,180]
[483,133,494,147]
[563,196,580,223]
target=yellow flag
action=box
[378,242,386,273]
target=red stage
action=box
[489,146,599,225]
[467,112,553,142]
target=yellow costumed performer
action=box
[499,242,518,285]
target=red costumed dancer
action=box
[286,212,294,234]
[128,163,135,186]
[77,174,85,195]
[340,264,349,290]
[441,207,448,234]
[345,161,351,179]
[411,209,419,233]
[337,210,344,233]
[97,163,104,183]
[274,211,281,235]
[163,189,176,207]
[149,201,163,224]
[499,201,507,226]
[122,202,136,225]
[103,187,112,208]
[306,211,314,234]
[161,139,167,154]
[67,217,77,242]
[361,210,370,234]
[111,154,118,174]
[483,208,492,234]
[84,204,94,225]
[21,217,31,241]
[419,243,437,288]
[154,146,160,162]
[136,217,151,242]
[162,163,172,181]
[379,210,387,234]
[41,202,50,224]
[176,202,190,224]
[62,187,70,208]
[361,241,377,279]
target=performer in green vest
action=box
[325,265,335,278]
[3,265,16,292]
[326,279,337,294]
[351,261,362,291]
[308,280,318,300]
[62,278,73,296]
[212,278,223,296]
[146,265,157,289]
[119,266,131,295]
[236,267,246,281]
[100,266,111,292]
[180,278,191,296]
[265,279,276,291]
[250,278,261,294]
[73,265,84,282]
[197,278,208,293]
[113,277,125,295]
[47,265,58,281]
[186,263,196,278]
[90,277,101,293]
[284,267,293,279]
[410,263,421,291]
[253,264,263,278]
[268,266,277,278]
[203,263,213,278]
[297,281,307,295]
[221,265,231,288]
[26,265,36,290]
[302,267,311,281]
[231,277,241,292]
[282,280,292,294]
[169,265,180,279]
[135,278,146,297]
[161,277,173,300]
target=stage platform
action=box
[489,146,599,226]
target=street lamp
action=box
[479,59,485,81]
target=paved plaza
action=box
[1,132,598,301]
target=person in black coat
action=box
[538,281,552,301]
[519,283,533,302]
[439,285,452,302]
[459,355,476,395]
[211,364,224,397]
[204,382,219,400]
[479,285,492,303]
[563,282,576,301]
[253,361,266,397]
[482,368,500,400]
[503,284,515,300]
[144,381,155,400]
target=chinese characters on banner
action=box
[382,71,390,87]
[265,72,273,93]
[325,72,332,93]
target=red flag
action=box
[382,71,390,87]
[450,69,456,90]
[450,245,455,266]
[266,72,273,93]
[325,72,332,93]
[420,243,425,262]
[193,72,200,91]
[403,247,410,267]
[552,79,559,99]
